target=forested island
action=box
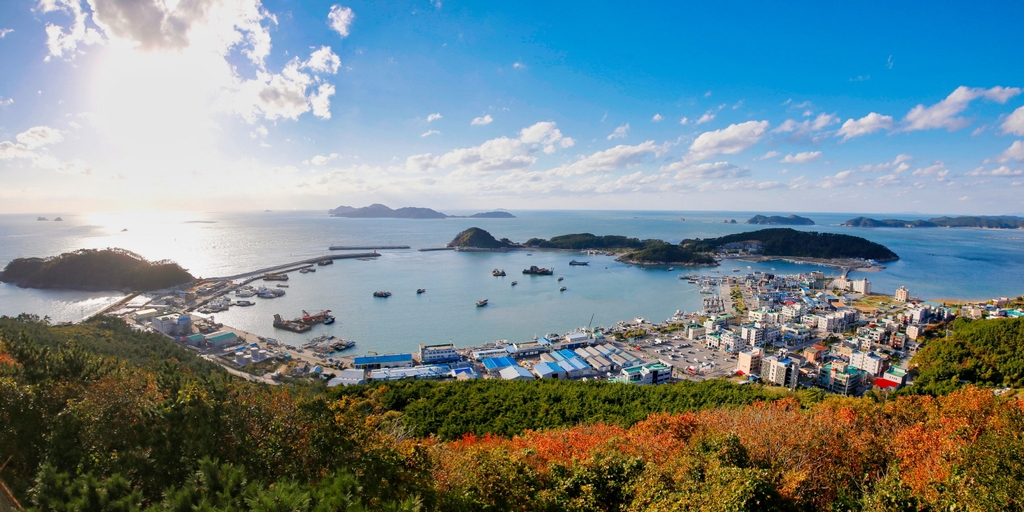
[746,214,815,225]
[328,203,515,219]
[0,248,194,291]
[525,233,646,250]
[520,232,715,265]
[447,227,514,248]
[844,215,1024,229]
[682,228,899,261]
[618,241,717,266]
[3,315,1024,510]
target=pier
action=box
[219,252,381,281]
[418,247,455,252]
[329,245,410,251]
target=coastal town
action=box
[105,242,1022,397]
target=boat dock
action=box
[328,245,410,251]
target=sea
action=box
[2,210,1023,354]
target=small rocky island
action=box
[746,214,815,225]
[0,248,195,292]
[447,227,514,249]
[329,204,515,219]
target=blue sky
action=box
[1,0,1023,214]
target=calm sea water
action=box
[1,210,1022,353]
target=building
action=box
[533,361,567,379]
[353,353,415,370]
[849,351,888,377]
[851,278,871,294]
[895,286,910,302]
[613,361,673,385]
[736,347,764,376]
[418,343,460,364]
[563,333,591,347]
[371,365,450,381]
[499,365,535,380]
[205,331,238,348]
[819,361,866,394]
[327,369,368,387]
[762,354,799,389]
[906,324,924,340]
[482,355,519,375]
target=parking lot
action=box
[623,333,739,381]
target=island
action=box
[746,214,815,225]
[682,228,899,262]
[524,233,715,266]
[843,215,1024,229]
[328,204,516,219]
[447,227,514,249]
[617,241,717,266]
[524,233,646,250]
[0,248,195,292]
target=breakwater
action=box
[329,245,411,251]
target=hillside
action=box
[3,316,1024,510]
[844,215,1024,229]
[447,227,512,248]
[619,241,718,266]
[524,233,646,250]
[746,214,815,225]
[0,248,194,291]
[682,228,899,261]
[907,316,1024,395]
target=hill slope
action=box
[683,228,898,261]
[746,214,815,225]
[0,248,194,291]
[447,227,511,248]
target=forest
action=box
[682,228,899,261]
[3,316,1024,511]
[0,249,194,292]
[523,234,647,250]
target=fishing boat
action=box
[569,260,589,266]
[557,276,564,281]
[492,269,506,276]
[476,299,488,307]
[373,291,392,298]
[276,284,289,288]
[523,265,554,275]
[235,300,254,306]
[318,259,333,266]
[417,288,426,294]
[511,281,517,286]
[323,315,336,325]
[559,286,567,292]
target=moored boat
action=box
[569,260,589,266]
[373,291,392,298]
[559,286,567,292]
[417,288,426,294]
[476,299,488,307]
[523,265,554,275]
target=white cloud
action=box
[836,112,895,141]
[1001,106,1024,136]
[758,151,781,160]
[704,91,711,98]
[519,121,574,154]
[903,86,1021,132]
[250,124,268,138]
[966,165,1022,177]
[780,151,822,164]
[651,114,663,122]
[774,113,838,135]
[994,141,1024,163]
[0,97,14,108]
[38,0,102,60]
[328,5,355,37]
[662,161,749,181]
[0,141,36,160]
[310,153,339,165]
[512,61,525,69]
[421,129,440,137]
[405,153,438,173]
[310,83,335,119]
[16,126,64,149]
[471,114,493,126]
[607,123,629,140]
[0,28,12,38]
[427,112,442,123]
[721,180,781,190]
[305,46,340,74]
[911,162,950,180]
[694,112,715,125]
[685,120,769,163]
[679,117,689,125]
[406,121,575,176]
[551,141,658,176]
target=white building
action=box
[418,343,460,364]
[737,347,764,376]
[895,286,910,302]
[762,354,799,389]
[849,350,888,377]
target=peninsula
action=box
[682,228,899,261]
[328,203,515,219]
[844,215,1024,229]
[746,214,815,225]
[0,248,195,292]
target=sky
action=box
[1,0,1023,215]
